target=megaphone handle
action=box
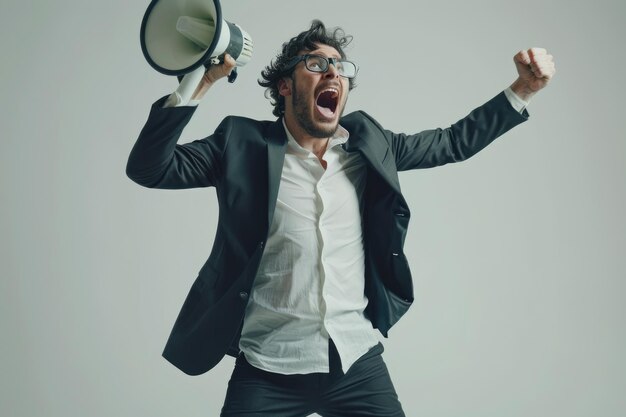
[228,68,238,83]
[174,66,206,105]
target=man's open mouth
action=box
[316,88,339,118]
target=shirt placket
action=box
[313,148,336,340]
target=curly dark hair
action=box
[258,20,356,117]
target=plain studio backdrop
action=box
[2,0,624,416]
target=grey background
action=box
[2,0,625,416]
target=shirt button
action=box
[239,291,249,300]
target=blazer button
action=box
[239,291,249,300]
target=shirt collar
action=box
[281,118,350,156]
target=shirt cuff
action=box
[504,87,529,114]
[162,91,201,108]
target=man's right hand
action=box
[191,54,237,100]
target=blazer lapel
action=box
[264,119,288,230]
[341,113,402,194]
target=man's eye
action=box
[308,58,325,70]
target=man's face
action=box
[280,43,350,139]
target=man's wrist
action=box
[509,78,536,102]
[504,86,529,113]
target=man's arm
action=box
[389,91,529,171]
[390,48,555,171]
[126,56,237,189]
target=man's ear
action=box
[278,77,292,97]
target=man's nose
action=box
[324,63,340,78]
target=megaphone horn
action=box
[140,0,253,100]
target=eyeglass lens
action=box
[305,55,356,78]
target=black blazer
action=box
[126,91,528,375]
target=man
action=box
[127,20,555,417]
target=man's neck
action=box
[283,113,330,158]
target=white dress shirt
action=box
[238,121,381,374]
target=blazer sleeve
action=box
[126,96,229,189]
[389,91,529,171]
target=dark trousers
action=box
[220,339,405,417]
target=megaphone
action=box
[140,0,253,103]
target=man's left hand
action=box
[510,47,556,102]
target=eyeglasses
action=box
[284,54,359,79]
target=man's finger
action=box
[223,53,236,68]
[534,63,556,79]
[528,47,547,59]
[515,49,531,66]
[533,54,554,67]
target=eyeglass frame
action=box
[282,54,359,79]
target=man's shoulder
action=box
[341,110,374,123]
[341,110,386,128]
[215,115,287,147]
[216,115,284,139]
[340,110,389,139]
[220,115,276,130]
